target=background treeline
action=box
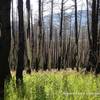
[10,0,100,72]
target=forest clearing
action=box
[5,70,100,100]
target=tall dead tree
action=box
[86,0,92,48]
[50,0,54,42]
[95,0,100,74]
[87,0,100,73]
[58,0,64,70]
[96,0,100,57]
[92,0,97,56]
[16,0,25,85]
[26,0,31,74]
[74,0,79,71]
[48,0,54,70]
[11,0,15,42]
[31,10,34,70]
[41,0,48,70]
[0,0,11,99]
[35,0,42,71]
[38,0,42,50]
[11,0,16,70]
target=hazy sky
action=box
[30,0,86,15]
[13,0,87,17]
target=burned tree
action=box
[0,0,11,99]
[26,0,31,74]
[48,0,54,70]
[74,0,79,71]
[26,0,31,39]
[86,0,100,73]
[58,0,64,70]
[16,0,25,85]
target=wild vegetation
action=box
[5,71,100,100]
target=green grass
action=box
[4,70,100,100]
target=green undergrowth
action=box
[4,70,100,100]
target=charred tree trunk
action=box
[86,0,92,48]
[88,0,99,73]
[58,0,64,71]
[41,1,47,71]
[0,0,11,99]
[35,0,42,71]
[75,0,79,71]
[31,10,34,70]
[16,0,25,85]
[95,0,100,74]
[38,0,42,51]
[49,0,53,42]
[26,0,30,39]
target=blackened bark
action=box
[31,11,34,69]
[59,0,64,45]
[92,0,97,52]
[88,0,99,73]
[75,0,79,71]
[58,0,64,71]
[16,0,25,85]
[0,0,11,99]
[43,53,48,71]
[95,0,100,74]
[38,0,42,46]
[50,0,53,42]
[26,0,30,39]
[26,59,31,74]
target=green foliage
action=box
[4,71,100,100]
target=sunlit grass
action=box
[5,70,100,100]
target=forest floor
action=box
[5,70,100,100]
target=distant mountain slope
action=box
[44,10,91,27]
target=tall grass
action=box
[5,70,100,100]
